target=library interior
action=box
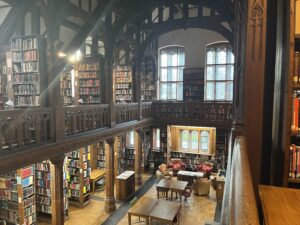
[0,0,299,225]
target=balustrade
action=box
[115,103,139,124]
[64,105,110,136]
[0,108,53,150]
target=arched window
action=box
[205,42,234,101]
[158,46,185,100]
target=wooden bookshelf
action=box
[288,0,300,187]
[35,160,68,221]
[11,35,46,108]
[0,166,37,225]
[141,56,156,102]
[60,68,73,105]
[114,135,126,176]
[0,47,8,110]
[141,128,151,171]
[78,57,102,104]
[122,147,135,170]
[149,127,168,170]
[67,148,91,207]
[113,65,132,103]
[96,142,105,170]
[183,68,204,102]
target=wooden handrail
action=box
[221,136,259,225]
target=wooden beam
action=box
[0,0,31,45]
[61,19,82,31]
[0,119,153,174]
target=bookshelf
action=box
[114,135,126,176]
[0,61,6,110]
[183,68,204,102]
[67,148,91,207]
[141,56,156,102]
[60,69,73,105]
[122,147,135,170]
[11,35,46,108]
[97,142,105,170]
[288,0,300,186]
[78,57,102,104]
[35,160,68,220]
[113,65,132,103]
[149,127,168,171]
[141,128,151,171]
[141,74,156,102]
[0,166,37,225]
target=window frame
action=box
[158,46,185,101]
[179,129,210,154]
[126,131,135,148]
[204,42,234,102]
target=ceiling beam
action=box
[0,0,31,45]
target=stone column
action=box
[134,129,142,185]
[104,138,116,213]
[50,154,66,225]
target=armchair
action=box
[194,178,211,196]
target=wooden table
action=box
[170,180,188,202]
[259,185,300,225]
[128,197,181,225]
[177,170,204,186]
[156,179,188,202]
[90,169,105,194]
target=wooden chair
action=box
[181,185,193,207]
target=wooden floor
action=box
[38,173,217,225]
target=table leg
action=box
[176,193,178,199]
[166,191,168,200]
[146,217,149,225]
[180,193,182,203]
[157,190,159,199]
[93,181,95,194]
[171,191,173,201]
[128,213,131,225]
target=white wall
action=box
[158,28,227,68]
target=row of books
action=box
[78,72,98,79]
[12,50,38,61]
[115,95,132,101]
[289,144,300,178]
[115,83,131,89]
[115,90,132,94]
[79,88,99,94]
[13,62,39,73]
[293,52,300,84]
[14,96,39,107]
[80,96,100,103]
[13,73,39,83]
[79,63,99,71]
[79,80,99,86]
[13,85,39,95]
[12,37,37,51]
[292,97,300,131]
[61,82,71,89]
[115,77,132,83]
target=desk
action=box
[177,170,204,186]
[259,185,300,225]
[156,179,188,202]
[128,197,181,225]
[90,169,105,193]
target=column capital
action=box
[50,153,65,166]
[106,137,116,146]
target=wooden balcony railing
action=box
[115,103,139,124]
[64,104,110,136]
[152,101,233,128]
[0,108,53,150]
[221,135,259,225]
[141,102,152,119]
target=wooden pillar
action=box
[134,26,143,120]
[50,154,65,225]
[134,129,142,186]
[105,138,116,213]
[243,0,268,192]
